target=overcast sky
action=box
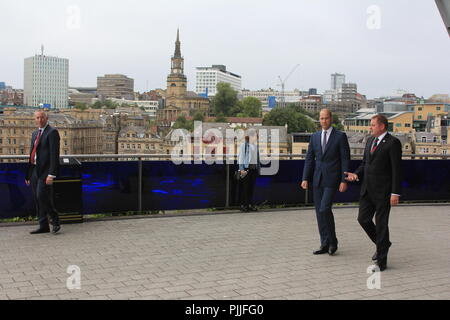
[1,0,449,99]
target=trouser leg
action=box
[313,187,328,247]
[374,200,392,260]
[319,187,338,247]
[358,193,377,244]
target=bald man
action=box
[25,110,61,234]
[301,109,350,256]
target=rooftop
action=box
[0,205,448,300]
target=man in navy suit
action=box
[25,110,61,234]
[301,109,350,255]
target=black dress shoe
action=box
[328,245,338,255]
[52,224,61,234]
[248,205,258,212]
[313,246,329,255]
[240,205,249,212]
[30,228,50,234]
[372,251,378,261]
[373,258,387,272]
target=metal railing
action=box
[1,154,449,217]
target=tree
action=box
[104,100,117,109]
[92,101,102,109]
[263,107,316,133]
[215,113,227,123]
[172,115,193,132]
[238,97,262,117]
[211,82,238,116]
[192,111,204,122]
[332,115,344,130]
[74,102,87,110]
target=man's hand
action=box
[300,180,308,190]
[339,182,348,193]
[344,172,358,182]
[45,176,54,185]
[390,195,400,206]
[25,180,30,186]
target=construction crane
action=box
[277,64,300,108]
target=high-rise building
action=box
[331,73,345,90]
[97,74,134,100]
[0,82,5,90]
[24,51,69,109]
[195,65,242,97]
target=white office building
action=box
[195,65,241,97]
[331,73,346,90]
[24,52,69,109]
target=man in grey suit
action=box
[301,109,350,255]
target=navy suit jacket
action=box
[26,125,60,180]
[302,128,350,189]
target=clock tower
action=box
[166,29,187,98]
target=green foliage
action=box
[92,101,102,109]
[211,82,239,117]
[172,115,194,132]
[104,100,118,109]
[263,105,317,133]
[192,111,205,122]
[332,116,344,130]
[74,102,87,110]
[215,113,227,123]
[237,97,262,117]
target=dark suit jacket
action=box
[354,133,402,201]
[26,125,60,180]
[302,128,350,189]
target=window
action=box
[433,137,437,143]
[405,123,411,127]
[396,123,401,127]
[418,115,422,119]
[421,137,427,143]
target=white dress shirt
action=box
[321,127,333,151]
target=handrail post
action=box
[138,157,142,214]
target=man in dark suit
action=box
[301,109,350,256]
[25,110,61,234]
[345,114,402,271]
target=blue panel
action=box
[141,161,226,210]
[230,160,308,206]
[400,160,450,201]
[0,163,34,218]
[1,159,450,219]
[81,161,139,214]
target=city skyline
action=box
[1,0,449,99]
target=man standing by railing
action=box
[345,114,402,271]
[301,109,350,256]
[25,109,61,234]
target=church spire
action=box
[174,28,181,58]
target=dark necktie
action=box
[322,131,327,153]
[371,138,379,154]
